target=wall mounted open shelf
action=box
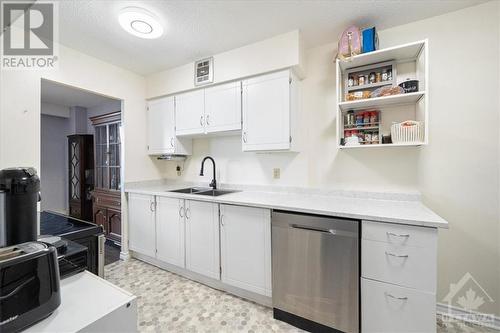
[336,39,428,149]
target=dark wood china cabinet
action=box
[90,111,122,244]
[67,134,94,221]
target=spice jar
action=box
[382,69,388,81]
[353,74,359,86]
[369,72,376,84]
[356,113,363,126]
[363,112,370,125]
[372,133,379,144]
[387,69,392,81]
[364,133,372,144]
[358,75,365,86]
[376,72,381,82]
[348,75,354,87]
[370,111,378,124]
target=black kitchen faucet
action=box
[199,156,216,189]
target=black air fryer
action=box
[0,168,41,247]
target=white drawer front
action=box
[362,239,436,292]
[362,278,436,333]
[362,220,437,248]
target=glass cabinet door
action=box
[94,122,121,191]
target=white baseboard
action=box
[437,303,500,331]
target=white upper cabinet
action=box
[220,205,272,296]
[242,70,299,152]
[175,89,205,136]
[184,200,220,279]
[204,81,242,133]
[147,96,191,155]
[156,196,185,268]
[128,193,156,258]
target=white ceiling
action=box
[57,0,486,75]
[41,79,117,108]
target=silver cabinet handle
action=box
[200,115,204,126]
[387,232,410,238]
[185,207,191,219]
[170,137,174,147]
[206,114,210,126]
[384,292,408,301]
[220,214,224,227]
[179,206,184,218]
[385,251,408,258]
[150,201,155,212]
[243,132,247,143]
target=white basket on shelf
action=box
[391,121,424,144]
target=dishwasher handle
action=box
[291,224,357,238]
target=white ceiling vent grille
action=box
[194,57,213,86]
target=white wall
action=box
[40,113,69,214]
[378,1,500,317]
[147,30,305,98]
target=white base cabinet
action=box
[185,200,220,279]
[128,193,156,258]
[361,220,438,333]
[220,205,272,296]
[362,278,435,333]
[156,196,185,268]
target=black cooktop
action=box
[39,211,102,240]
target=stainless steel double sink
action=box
[168,187,238,197]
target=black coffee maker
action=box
[0,167,41,247]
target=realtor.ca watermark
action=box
[1,1,59,70]
[441,272,496,328]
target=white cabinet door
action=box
[147,97,192,155]
[175,89,205,136]
[156,197,185,268]
[147,97,175,155]
[242,70,291,151]
[220,205,271,296]
[204,81,242,133]
[185,200,220,279]
[128,193,156,257]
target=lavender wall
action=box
[40,114,70,213]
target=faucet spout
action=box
[199,156,217,190]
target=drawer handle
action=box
[384,292,408,301]
[179,206,184,218]
[385,251,409,258]
[387,232,410,238]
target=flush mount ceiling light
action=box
[118,7,164,39]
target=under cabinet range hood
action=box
[156,154,187,161]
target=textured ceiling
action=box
[56,0,486,75]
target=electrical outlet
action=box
[273,168,280,179]
[176,165,181,176]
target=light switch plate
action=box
[273,168,280,179]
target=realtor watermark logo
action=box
[1,1,59,70]
[441,272,495,327]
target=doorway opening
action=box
[40,79,122,265]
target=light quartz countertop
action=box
[125,181,448,229]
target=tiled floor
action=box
[105,259,498,333]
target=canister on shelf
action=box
[376,72,381,83]
[356,113,364,126]
[369,72,376,84]
[372,133,379,143]
[353,74,359,86]
[370,111,378,124]
[387,69,393,81]
[364,133,372,144]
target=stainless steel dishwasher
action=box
[272,210,359,333]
